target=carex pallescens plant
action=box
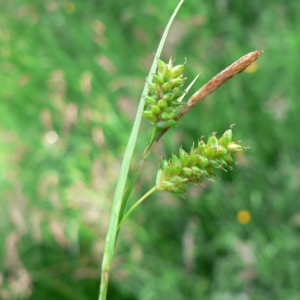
[98,1,263,299]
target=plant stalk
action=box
[118,186,158,230]
[98,2,184,299]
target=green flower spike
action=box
[143,58,186,129]
[156,128,247,195]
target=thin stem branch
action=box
[118,127,160,226]
[118,186,158,230]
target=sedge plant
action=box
[99,1,263,299]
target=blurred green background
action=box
[1,0,300,299]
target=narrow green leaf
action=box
[99,1,185,299]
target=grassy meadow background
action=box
[1,0,300,299]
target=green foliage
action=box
[1,1,300,300]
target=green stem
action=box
[99,130,163,300]
[118,127,160,225]
[118,186,158,230]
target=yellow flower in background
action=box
[64,2,75,14]
[237,209,251,224]
[245,61,258,73]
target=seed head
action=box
[156,128,247,194]
[143,57,186,129]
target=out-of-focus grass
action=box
[1,1,300,299]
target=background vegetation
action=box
[1,0,300,299]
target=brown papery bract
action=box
[178,50,264,119]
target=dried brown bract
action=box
[178,50,263,118]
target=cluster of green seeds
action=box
[156,128,246,194]
[143,58,186,129]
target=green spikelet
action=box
[143,57,186,128]
[156,128,247,195]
